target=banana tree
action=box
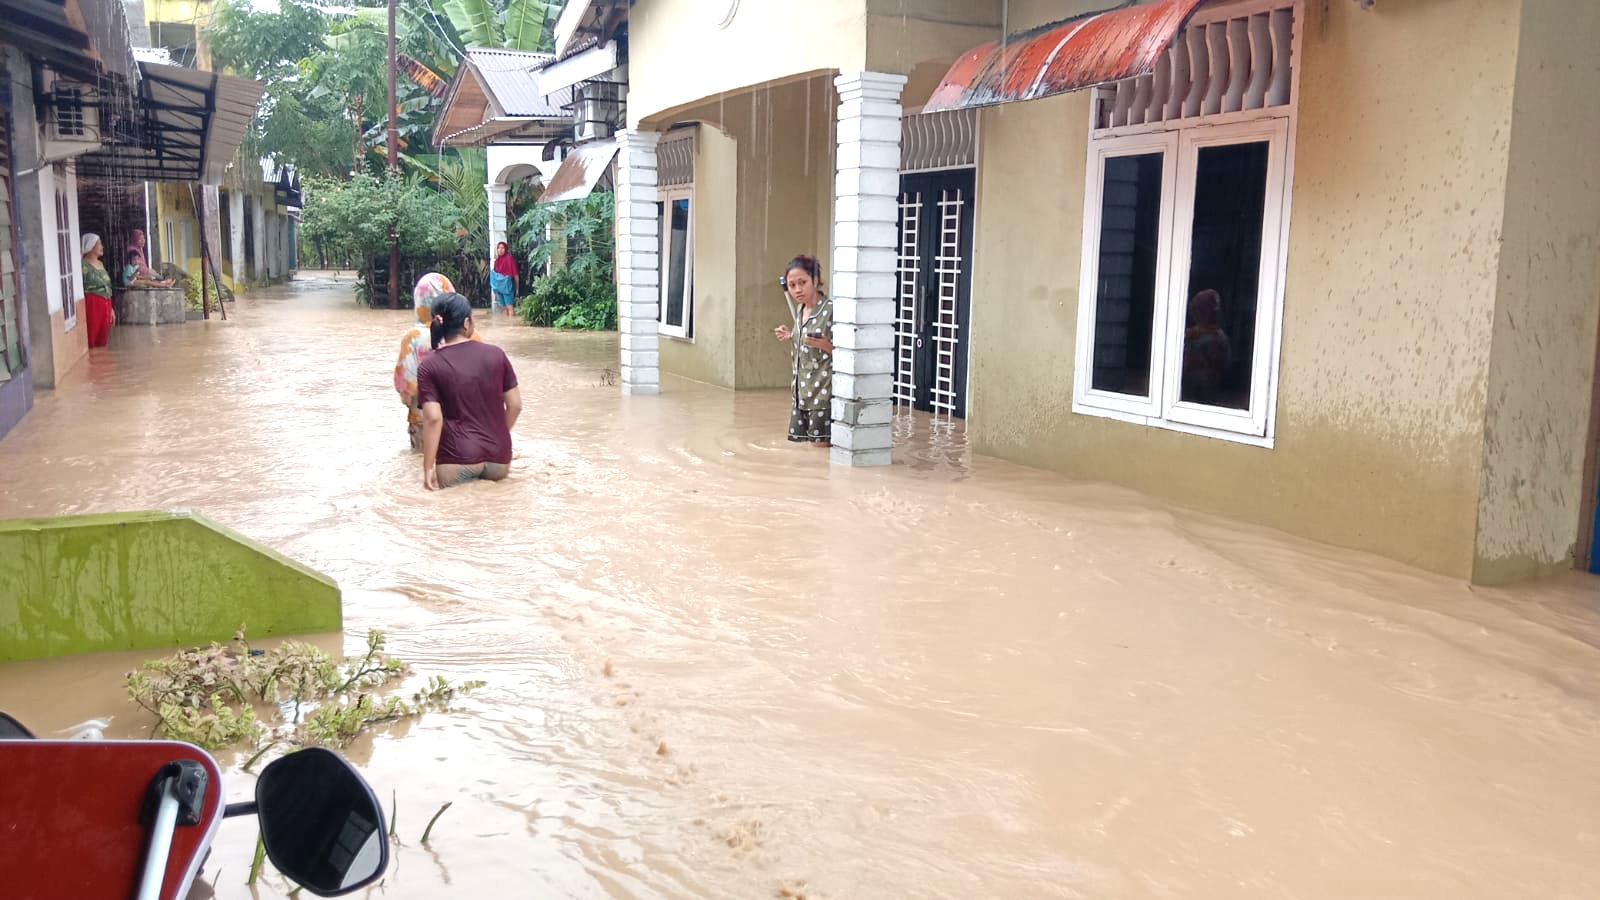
[438,0,560,51]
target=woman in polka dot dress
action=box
[772,255,834,446]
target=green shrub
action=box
[183,278,226,312]
[517,269,615,331]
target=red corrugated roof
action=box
[922,0,1205,113]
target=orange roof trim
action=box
[923,0,1206,113]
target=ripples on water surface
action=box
[3,274,1600,898]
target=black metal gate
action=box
[894,168,975,418]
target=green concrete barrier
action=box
[0,510,341,663]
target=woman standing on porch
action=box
[490,241,519,317]
[79,234,115,348]
[772,254,834,446]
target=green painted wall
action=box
[0,511,342,662]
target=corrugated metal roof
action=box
[437,116,570,147]
[76,61,263,184]
[922,0,1205,114]
[464,48,570,118]
[538,138,618,204]
[433,48,576,146]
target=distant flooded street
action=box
[4,273,1600,898]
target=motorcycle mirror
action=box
[0,712,34,739]
[254,748,388,896]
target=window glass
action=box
[1090,153,1164,397]
[1178,141,1270,410]
[663,197,690,330]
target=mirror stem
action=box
[223,801,259,818]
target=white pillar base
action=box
[616,130,662,395]
[487,184,509,267]
[228,190,245,285]
[830,71,907,467]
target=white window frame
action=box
[53,164,77,326]
[1161,118,1290,437]
[1073,131,1179,421]
[657,186,694,340]
[1072,0,1300,448]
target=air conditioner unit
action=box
[39,70,101,162]
[571,76,624,143]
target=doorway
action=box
[894,168,975,417]
[1579,296,1600,573]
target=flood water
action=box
[4,273,1600,898]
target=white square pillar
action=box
[228,190,245,285]
[252,198,266,283]
[615,130,662,395]
[280,215,291,274]
[267,212,280,279]
[830,71,906,468]
[487,183,509,265]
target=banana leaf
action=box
[502,0,558,52]
[440,0,499,48]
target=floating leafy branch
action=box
[125,628,481,751]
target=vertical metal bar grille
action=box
[931,188,963,416]
[901,107,977,173]
[657,128,695,187]
[1093,4,1296,132]
[894,190,922,406]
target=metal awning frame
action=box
[76,61,263,184]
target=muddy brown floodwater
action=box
[4,273,1600,898]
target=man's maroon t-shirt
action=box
[417,340,518,465]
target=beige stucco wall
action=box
[733,78,837,390]
[660,125,738,387]
[863,0,1003,107]
[966,0,1522,578]
[655,78,837,392]
[1471,0,1600,583]
[626,0,866,128]
[49,310,88,387]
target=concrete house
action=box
[0,0,260,441]
[546,0,1600,585]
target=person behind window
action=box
[772,254,835,447]
[1181,288,1231,404]
[490,241,519,318]
[79,233,115,348]
[418,292,522,490]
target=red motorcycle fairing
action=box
[0,740,224,900]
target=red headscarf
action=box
[492,245,518,277]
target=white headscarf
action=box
[79,233,101,256]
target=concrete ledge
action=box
[115,288,186,325]
[0,510,342,662]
